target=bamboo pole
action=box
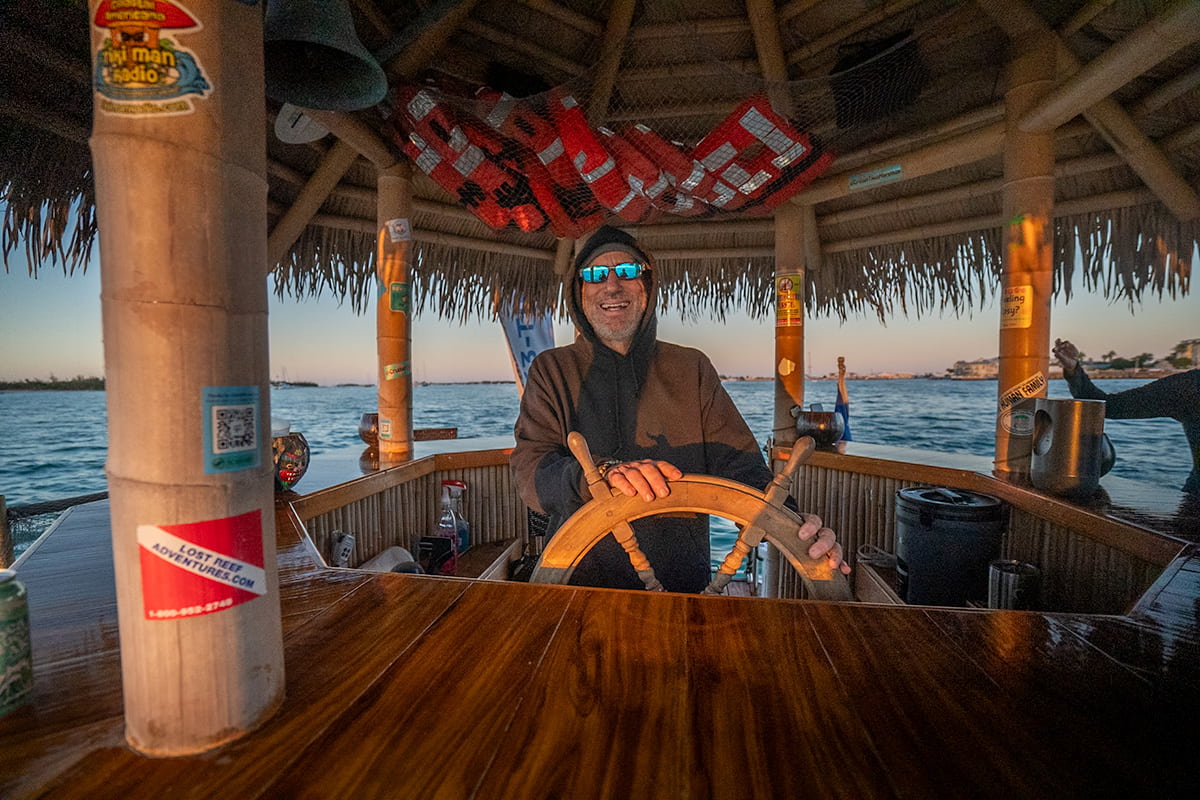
[383,0,484,80]
[301,109,398,169]
[552,236,574,276]
[585,0,636,128]
[266,139,359,266]
[797,122,1006,205]
[747,0,790,87]
[88,0,283,755]
[377,161,415,465]
[772,203,805,446]
[993,32,1056,484]
[520,0,602,35]
[1019,0,1200,134]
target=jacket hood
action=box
[566,225,659,356]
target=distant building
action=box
[949,357,998,379]
[1177,339,1200,367]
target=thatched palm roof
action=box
[2,0,1197,322]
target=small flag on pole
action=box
[835,356,852,441]
[499,295,555,398]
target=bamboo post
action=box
[88,0,283,754]
[377,161,415,464]
[994,33,1056,483]
[584,0,636,127]
[772,203,806,446]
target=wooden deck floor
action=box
[3,499,1198,798]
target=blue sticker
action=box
[848,164,902,192]
[202,386,261,474]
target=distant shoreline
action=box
[0,377,106,391]
[4,371,1182,391]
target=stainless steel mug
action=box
[1030,398,1109,500]
[988,559,1040,610]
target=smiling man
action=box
[511,225,848,592]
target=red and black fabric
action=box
[595,127,672,223]
[392,86,549,233]
[744,133,835,214]
[474,88,604,238]
[550,95,635,218]
[690,94,832,212]
[620,123,715,215]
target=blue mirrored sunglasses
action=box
[579,262,646,283]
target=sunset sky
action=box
[2,254,1195,385]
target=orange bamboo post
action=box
[88,0,283,754]
[765,202,810,599]
[377,162,415,464]
[994,34,1056,482]
[772,203,806,446]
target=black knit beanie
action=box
[572,225,649,273]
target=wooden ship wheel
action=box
[530,433,853,601]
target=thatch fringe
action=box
[1064,202,1195,304]
[820,229,1001,322]
[268,196,1195,326]
[0,121,96,276]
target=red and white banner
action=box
[137,510,267,620]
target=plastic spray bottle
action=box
[425,484,459,575]
[442,479,470,553]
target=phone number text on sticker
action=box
[147,597,235,619]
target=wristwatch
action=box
[596,458,621,478]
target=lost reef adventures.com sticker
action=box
[92,0,211,116]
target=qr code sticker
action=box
[213,404,257,453]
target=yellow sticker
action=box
[1001,285,1033,329]
[775,274,802,327]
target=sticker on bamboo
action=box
[775,274,802,327]
[388,282,410,313]
[385,218,411,242]
[136,510,267,620]
[998,372,1046,435]
[202,385,260,474]
[1001,285,1033,329]
[92,0,212,117]
[384,362,409,381]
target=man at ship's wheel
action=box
[511,225,850,592]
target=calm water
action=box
[2,379,1191,555]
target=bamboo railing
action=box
[289,449,525,569]
[775,449,1179,613]
[288,444,1178,615]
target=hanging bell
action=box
[263,0,388,111]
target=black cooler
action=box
[894,487,1004,606]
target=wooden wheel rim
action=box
[530,474,852,601]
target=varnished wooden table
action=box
[3,502,1198,798]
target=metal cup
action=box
[988,559,1040,610]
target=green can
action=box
[1,569,33,716]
